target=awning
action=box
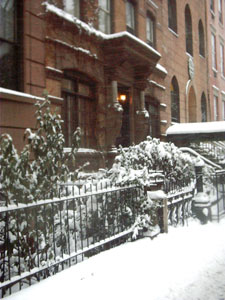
[166,121,225,142]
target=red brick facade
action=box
[0,0,225,168]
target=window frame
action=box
[126,0,136,35]
[220,43,225,77]
[198,20,205,57]
[146,12,155,47]
[214,94,219,121]
[185,4,193,56]
[222,100,225,121]
[98,0,111,34]
[63,0,80,18]
[218,0,223,24]
[210,0,215,12]
[168,0,177,33]
[201,93,207,122]
[62,73,96,148]
[211,32,217,70]
[170,77,180,123]
[0,0,21,90]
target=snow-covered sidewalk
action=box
[6,219,225,300]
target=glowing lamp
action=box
[118,94,126,101]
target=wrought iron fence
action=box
[167,185,195,226]
[0,176,198,298]
[0,184,141,298]
[210,170,225,221]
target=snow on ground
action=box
[6,219,225,300]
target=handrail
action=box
[180,147,222,169]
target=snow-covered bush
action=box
[109,137,195,188]
[0,98,83,286]
[0,98,81,204]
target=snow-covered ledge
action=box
[0,87,44,103]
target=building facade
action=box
[0,0,224,169]
[206,0,225,121]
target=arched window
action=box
[62,71,96,148]
[201,93,207,122]
[185,4,193,56]
[168,0,177,33]
[170,77,180,123]
[198,20,205,57]
[146,12,155,47]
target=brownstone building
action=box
[1,0,223,169]
[206,0,225,121]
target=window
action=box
[63,0,80,18]
[98,0,111,34]
[170,77,180,123]
[210,0,215,11]
[168,0,177,33]
[62,73,96,148]
[198,20,205,57]
[201,93,207,122]
[126,0,135,35]
[220,43,225,77]
[214,95,219,120]
[146,12,155,47]
[222,100,225,120]
[145,99,159,138]
[0,0,20,89]
[211,33,217,70]
[218,0,223,23]
[185,5,193,56]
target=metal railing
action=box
[190,141,225,166]
[0,176,198,298]
[0,184,141,298]
[167,185,195,226]
[210,170,225,221]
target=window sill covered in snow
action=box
[0,87,44,103]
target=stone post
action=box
[135,90,149,144]
[112,80,118,104]
[106,80,123,151]
[147,190,168,234]
[192,158,211,223]
[195,160,204,193]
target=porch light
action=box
[118,94,127,101]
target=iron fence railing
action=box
[0,185,141,298]
[167,185,195,226]
[0,177,198,298]
[190,141,225,166]
[210,170,225,221]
